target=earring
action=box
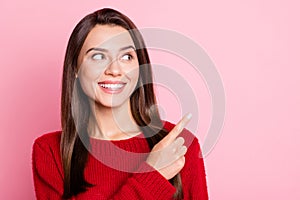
[75,73,78,78]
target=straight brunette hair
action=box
[61,8,183,199]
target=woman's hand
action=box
[146,113,192,180]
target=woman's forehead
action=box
[83,24,135,52]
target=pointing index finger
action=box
[162,113,192,145]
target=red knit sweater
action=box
[32,121,208,199]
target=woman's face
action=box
[77,25,139,108]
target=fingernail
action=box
[186,113,192,119]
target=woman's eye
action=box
[92,53,105,60]
[121,54,133,61]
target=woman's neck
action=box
[87,100,141,140]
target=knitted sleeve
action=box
[32,133,64,200]
[162,121,209,199]
[109,134,209,200]
[108,162,176,200]
[183,137,209,199]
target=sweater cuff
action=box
[133,162,176,199]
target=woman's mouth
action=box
[98,81,126,94]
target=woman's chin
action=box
[92,98,129,110]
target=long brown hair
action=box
[61,8,183,199]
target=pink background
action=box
[1,0,299,199]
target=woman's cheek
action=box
[78,67,97,98]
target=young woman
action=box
[32,8,208,200]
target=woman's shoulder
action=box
[32,131,64,190]
[35,131,61,144]
[33,131,62,152]
[32,131,63,170]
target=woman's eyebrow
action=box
[119,45,136,52]
[86,47,108,54]
[86,45,136,54]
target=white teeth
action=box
[100,83,124,90]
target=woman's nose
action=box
[104,59,122,76]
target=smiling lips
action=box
[98,81,126,94]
